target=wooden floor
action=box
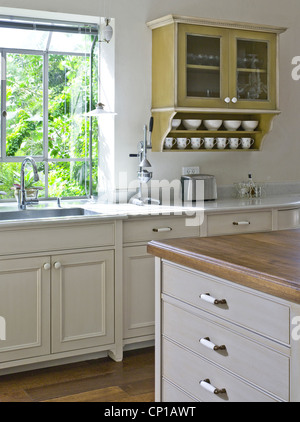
[0,347,155,402]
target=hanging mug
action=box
[215,137,228,150]
[177,138,191,150]
[164,137,176,150]
[240,137,255,149]
[228,137,240,149]
[203,137,215,150]
[190,138,203,149]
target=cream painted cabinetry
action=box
[123,216,200,346]
[123,245,155,341]
[0,256,51,363]
[51,250,114,353]
[156,261,293,402]
[277,208,300,230]
[0,221,117,370]
[203,209,273,236]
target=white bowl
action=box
[182,119,201,130]
[171,119,181,130]
[242,120,259,131]
[224,120,241,130]
[203,120,222,131]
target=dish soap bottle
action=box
[247,173,256,198]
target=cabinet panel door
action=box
[177,24,229,108]
[51,250,114,353]
[229,30,277,109]
[0,256,50,363]
[123,246,155,340]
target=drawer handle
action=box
[200,337,226,351]
[233,221,250,226]
[200,293,227,306]
[152,227,172,233]
[200,379,227,395]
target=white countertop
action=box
[202,194,300,212]
[0,193,299,228]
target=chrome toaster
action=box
[181,174,217,202]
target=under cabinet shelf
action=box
[151,109,280,152]
[169,130,262,135]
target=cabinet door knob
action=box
[224,97,230,104]
[231,97,238,103]
[43,263,51,271]
[54,262,62,269]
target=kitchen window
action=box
[0,16,99,200]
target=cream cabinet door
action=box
[0,256,50,363]
[123,246,155,340]
[51,250,114,353]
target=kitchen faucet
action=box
[18,157,40,210]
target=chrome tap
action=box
[19,157,40,210]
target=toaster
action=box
[181,174,217,202]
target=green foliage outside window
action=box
[0,40,99,200]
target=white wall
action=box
[1,0,300,191]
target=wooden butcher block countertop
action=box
[147,229,300,304]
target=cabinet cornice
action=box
[147,14,287,34]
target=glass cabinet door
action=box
[230,30,277,109]
[178,25,229,107]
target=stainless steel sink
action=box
[0,207,101,221]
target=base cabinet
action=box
[156,260,292,402]
[0,256,51,363]
[51,250,114,353]
[123,246,155,341]
[0,249,114,366]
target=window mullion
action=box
[1,51,6,159]
[43,52,49,198]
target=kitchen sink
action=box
[0,207,101,221]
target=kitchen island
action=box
[148,229,300,402]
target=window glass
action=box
[0,28,49,50]
[49,33,93,54]
[48,54,89,160]
[48,161,89,197]
[6,53,44,157]
[0,19,99,201]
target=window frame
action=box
[0,24,99,200]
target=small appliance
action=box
[181,174,217,202]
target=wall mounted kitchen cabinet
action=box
[147,15,286,152]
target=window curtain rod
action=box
[0,20,99,35]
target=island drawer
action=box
[162,379,198,402]
[162,339,279,402]
[123,216,199,243]
[163,301,290,401]
[206,210,272,236]
[162,262,290,344]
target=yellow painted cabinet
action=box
[147,15,286,152]
[149,17,281,110]
[177,24,277,110]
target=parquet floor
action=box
[0,347,155,402]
